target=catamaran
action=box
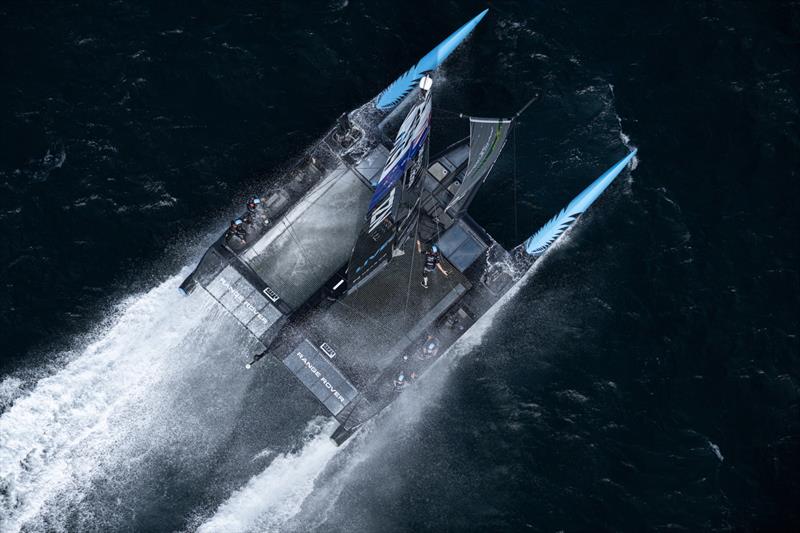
[179,10,637,444]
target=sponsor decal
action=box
[262,286,280,302]
[320,342,336,358]
[321,376,348,405]
[295,351,348,405]
[296,351,321,378]
[367,188,395,234]
[219,277,270,325]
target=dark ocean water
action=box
[1,1,798,532]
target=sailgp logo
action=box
[219,277,270,325]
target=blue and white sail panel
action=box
[347,85,433,291]
[524,150,637,256]
[369,87,433,210]
[375,9,488,110]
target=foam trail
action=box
[0,270,259,533]
[197,259,540,533]
[195,418,340,533]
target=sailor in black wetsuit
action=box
[245,196,268,226]
[225,219,247,244]
[417,335,440,360]
[394,372,408,390]
[418,242,448,289]
[247,197,258,213]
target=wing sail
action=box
[444,117,513,215]
[347,82,433,290]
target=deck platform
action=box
[303,240,471,384]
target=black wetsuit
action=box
[226,223,246,242]
[424,251,439,272]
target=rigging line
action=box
[272,164,350,266]
[432,115,467,122]
[436,106,468,117]
[434,215,457,292]
[402,138,430,319]
[438,93,539,123]
[402,206,423,319]
[513,122,519,241]
[514,93,541,119]
[281,217,314,267]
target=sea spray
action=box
[194,418,340,533]
[0,273,260,533]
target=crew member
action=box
[401,355,419,380]
[225,220,237,242]
[246,196,268,226]
[418,335,439,360]
[226,219,247,244]
[417,241,448,289]
[394,372,408,391]
[247,197,260,214]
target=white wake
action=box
[0,271,260,532]
[194,418,340,533]
[0,140,636,533]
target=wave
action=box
[193,418,340,533]
[0,271,260,532]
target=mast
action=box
[346,76,434,293]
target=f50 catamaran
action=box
[180,10,637,444]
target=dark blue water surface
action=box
[1,1,798,532]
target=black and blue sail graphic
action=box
[347,85,433,290]
[369,91,433,210]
